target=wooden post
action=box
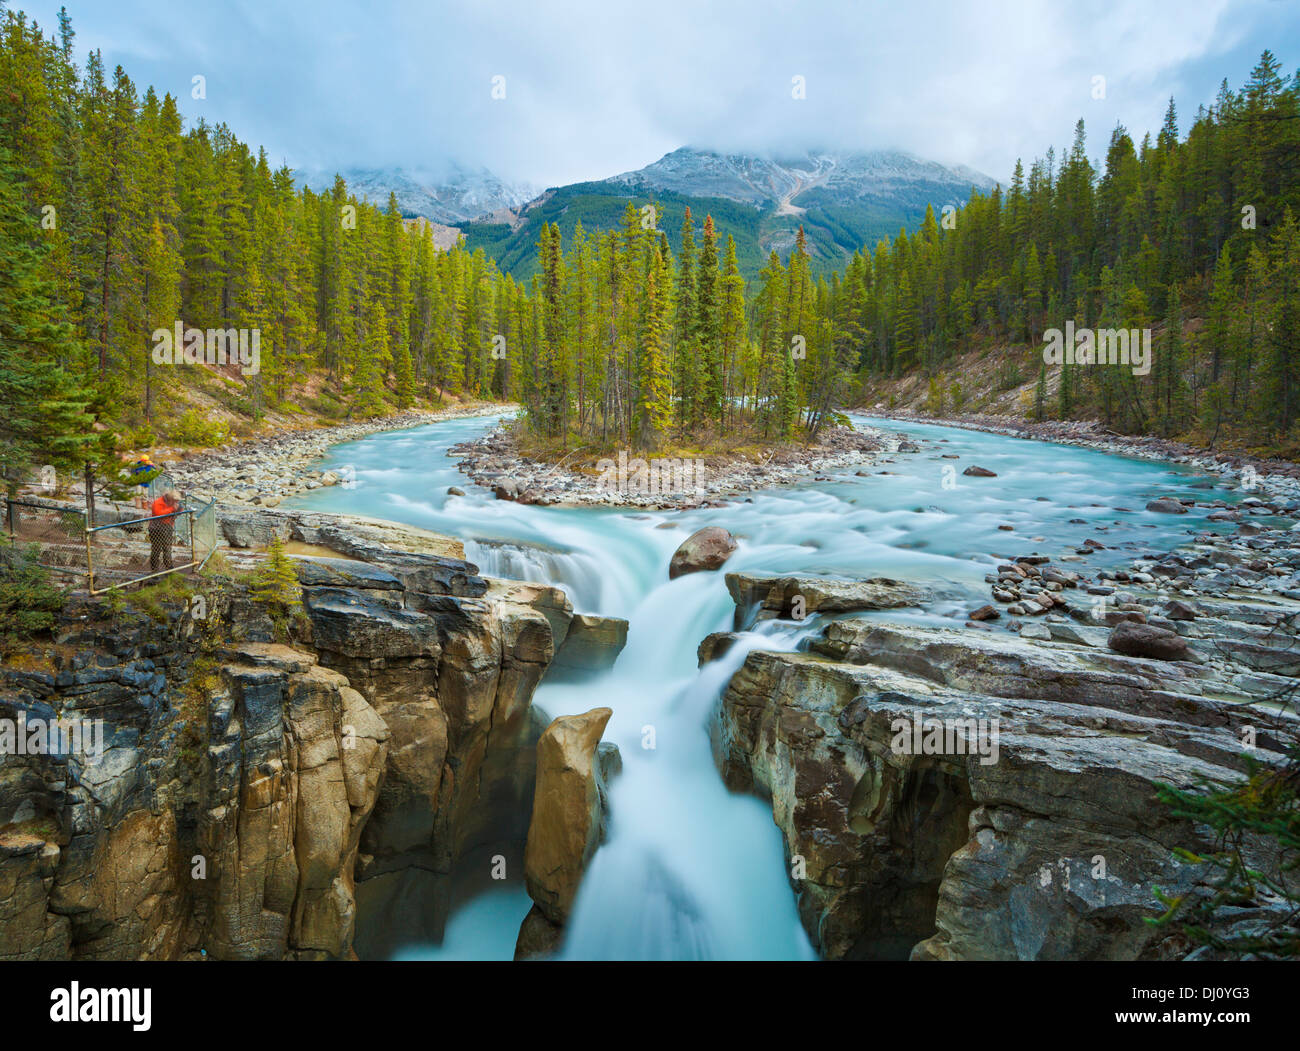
[85,525,94,594]
[83,461,96,528]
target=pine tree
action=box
[694,215,723,425]
[0,145,97,493]
[249,534,303,641]
[673,207,697,431]
[635,248,672,448]
[350,299,390,418]
[719,235,747,426]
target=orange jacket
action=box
[151,496,179,523]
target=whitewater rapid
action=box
[284,411,1238,959]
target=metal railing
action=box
[4,492,220,595]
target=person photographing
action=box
[149,489,182,571]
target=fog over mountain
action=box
[18,0,1295,190]
[294,164,539,224]
[313,146,994,238]
[605,147,996,210]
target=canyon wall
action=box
[0,530,625,960]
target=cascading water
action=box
[285,411,1244,959]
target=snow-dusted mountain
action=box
[457,145,999,277]
[605,147,997,212]
[295,164,538,224]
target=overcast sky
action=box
[13,0,1300,189]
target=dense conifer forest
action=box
[3,3,1299,496]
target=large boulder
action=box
[1107,621,1194,662]
[522,708,614,928]
[549,614,629,678]
[669,527,737,579]
[1145,498,1189,514]
[726,573,926,629]
[493,478,522,502]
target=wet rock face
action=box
[548,614,629,678]
[668,527,738,579]
[0,536,567,961]
[516,708,618,959]
[725,573,926,629]
[715,610,1298,961]
[522,708,613,926]
[201,644,390,960]
[294,554,564,960]
[0,600,389,961]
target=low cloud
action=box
[19,0,1296,188]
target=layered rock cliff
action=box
[713,558,1300,960]
[0,527,627,961]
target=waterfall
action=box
[282,410,1228,960]
[465,540,611,614]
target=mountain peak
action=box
[606,146,997,212]
[293,164,539,224]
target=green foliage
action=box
[0,140,98,493]
[925,377,944,416]
[248,535,303,641]
[166,408,229,447]
[4,7,1297,462]
[304,391,345,419]
[829,52,1300,445]
[1150,740,1300,958]
[0,537,66,655]
[111,569,193,622]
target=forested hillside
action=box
[0,6,543,489]
[3,0,1298,498]
[0,4,857,489]
[457,148,994,281]
[838,53,1300,453]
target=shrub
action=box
[249,535,304,641]
[304,393,345,419]
[0,539,66,656]
[167,409,230,447]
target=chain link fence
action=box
[4,486,219,594]
[3,498,88,575]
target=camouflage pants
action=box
[149,519,175,571]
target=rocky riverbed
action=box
[868,409,1300,502]
[165,403,515,507]
[447,423,895,509]
[706,494,1300,960]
